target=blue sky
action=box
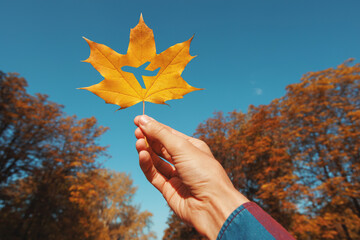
[1,0,360,238]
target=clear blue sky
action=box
[1,0,360,238]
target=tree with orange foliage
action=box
[278,60,360,239]
[70,169,156,240]
[0,72,155,240]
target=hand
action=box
[134,115,249,240]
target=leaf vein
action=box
[144,43,188,98]
[94,46,141,98]
[145,85,191,99]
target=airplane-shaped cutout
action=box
[121,62,160,89]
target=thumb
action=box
[138,115,192,157]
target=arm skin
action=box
[134,115,249,239]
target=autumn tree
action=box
[98,169,156,240]
[278,60,360,239]
[0,72,155,240]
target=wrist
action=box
[206,185,249,240]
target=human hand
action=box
[134,115,249,240]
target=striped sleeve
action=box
[216,202,295,240]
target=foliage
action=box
[80,14,201,110]
[279,60,360,239]
[163,60,360,239]
[0,72,155,240]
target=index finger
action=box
[135,115,197,142]
[134,115,213,156]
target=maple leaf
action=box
[80,14,202,111]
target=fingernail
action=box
[139,115,153,125]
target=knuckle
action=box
[196,139,209,149]
[152,123,167,138]
[173,138,188,150]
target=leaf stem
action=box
[142,100,149,147]
[142,101,145,115]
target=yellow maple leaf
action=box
[80,14,202,111]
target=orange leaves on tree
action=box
[80,14,202,111]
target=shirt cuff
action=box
[217,202,295,240]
